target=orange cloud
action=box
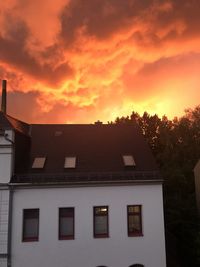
[0,0,200,123]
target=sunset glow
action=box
[0,0,200,123]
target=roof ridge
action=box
[0,111,30,135]
[5,113,29,126]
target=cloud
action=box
[0,12,73,86]
[59,0,200,46]
[121,52,200,99]
[0,0,200,123]
[60,0,153,44]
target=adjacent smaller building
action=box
[194,159,200,213]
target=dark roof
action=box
[11,123,162,184]
[0,112,30,135]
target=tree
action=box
[111,105,200,266]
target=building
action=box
[194,159,200,214]
[0,80,166,267]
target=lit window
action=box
[59,208,74,240]
[22,209,39,242]
[123,155,136,166]
[64,157,76,168]
[32,157,46,168]
[94,206,109,238]
[127,205,143,236]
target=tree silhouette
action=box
[111,105,200,266]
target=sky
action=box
[0,0,200,124]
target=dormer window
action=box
[123,155,136,167]
[64,157,76,168]
[32,157,46,169]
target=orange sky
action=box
[0,0,200,123]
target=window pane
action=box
[32,157,46,168]
[23,209,39,241]
[59,208,74,239]
[60,207,74,217]
[64,157,76,168]
[60,217,74,236]
[94,206,108,237]
[95,207,108,215]
[123,155,136,166]
[128,205,142,236]
[129,215,141,232]
[24,218,39,238]
[95,216,107,234]
[128,206,140,213]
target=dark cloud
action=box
[60,0,200,46]
[0,14,73,86]
[148,0,200,43]
[2,0,200,87]
[60,0,152,44]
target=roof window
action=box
[55,131,63,136]
[64,157,76,168]
[123,155,136,167]
[32,157,46,168]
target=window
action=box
[94,206,109,238]
[55,130,62,136]
[127,205,142,236]
[64,157,76,168]
[129,265,144,267]
[123,155,136,166]
[22,209,39,242]
[32,157,46,168]
[59,208,74,240]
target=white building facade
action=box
[11,184,166,267]
[0,129,14,267]
[0,107,166,267]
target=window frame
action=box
[93,206,109,238]
[58,207,75,240]
[22,208,39,242]
[127,205,143,237]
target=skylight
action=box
[55,131,63,136]
[64,157,76,168]
[123,155,136,167]
[32,157,46,168]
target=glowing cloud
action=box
[0,0,200,123]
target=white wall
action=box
[0,258,7,267]
[11,184,166,267]
[0,130,13,266]
[0,189,9,267]
[0,130,14,184]
[0,190,9,253]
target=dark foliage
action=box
[111,105,200,267]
